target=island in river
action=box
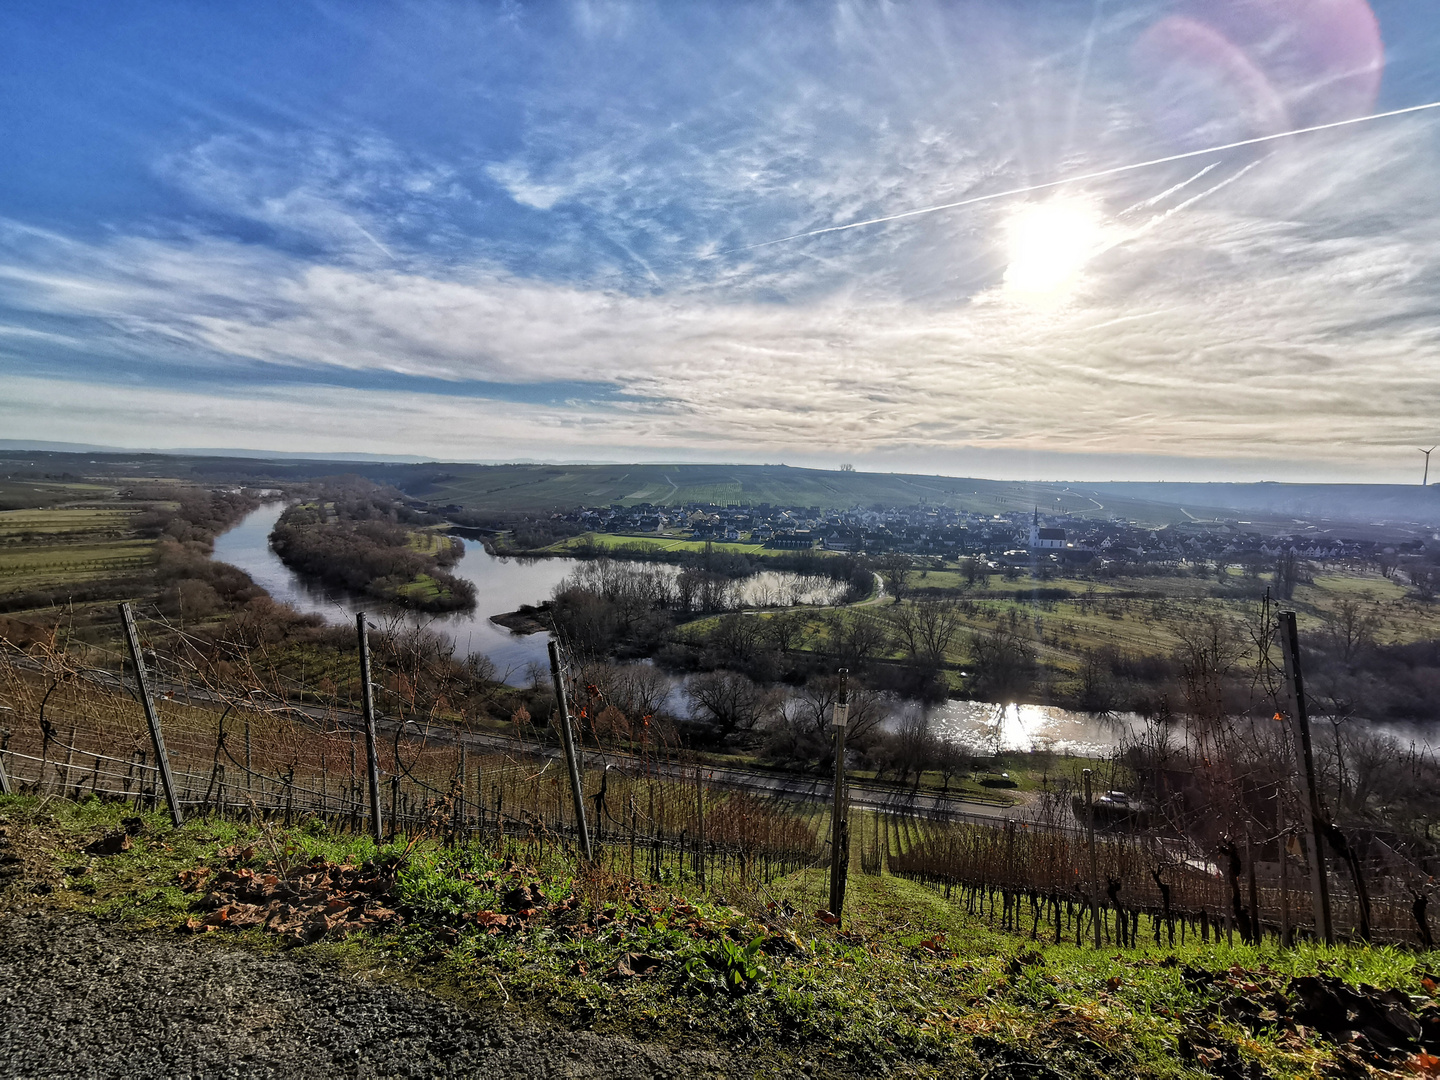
[268,491,477,614]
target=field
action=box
[0,508,152,603]
[547,531,777,557]
[675,560,1440,699]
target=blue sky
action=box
[3,0,1440,481]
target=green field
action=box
[548,531,777,557]
[0,508,153,600]
[678,562,1438,693]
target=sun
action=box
[1002,198,1107,302]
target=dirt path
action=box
[0,911,753,1079]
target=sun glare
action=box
[1002,198,1107,302]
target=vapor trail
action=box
[1064,0,1106,155]
[1114,157,1268,250]
[1118,161,1220,217]
[719,99,1440,256]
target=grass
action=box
[5,794,1435,1079]
[548,531,779,557]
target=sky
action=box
[3,0,1440,482]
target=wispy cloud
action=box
[3,0,1440,479]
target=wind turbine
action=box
[1423,446,1437,487]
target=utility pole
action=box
[1423,447,1436,487]
[118,603,182,827]
[1083,767,1100,948]
[356,613,384,844]
[548,640,593,861]
[1278,611,1333,945]
[828,669,850,919]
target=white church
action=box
[1029,508,1066,550]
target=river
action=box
[212,504,1439,755]
[214,503,574,681]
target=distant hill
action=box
[3,450,1436,532]
[1088,482,1440,528]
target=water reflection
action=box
[901,700,1143,756]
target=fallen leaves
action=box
[179,855,403,946]
[82,831,131,857]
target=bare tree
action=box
[1323,598,1380,665]
[968,621,1036,703]
[877,554,911,604]
[686,670,777,742]
[761,609,810,654]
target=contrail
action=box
[1111,156,1269,251]
[718,99,1440,256]
[1118,161,1220,217]
[1064,0,1106,155]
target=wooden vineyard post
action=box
[548,640,593,861]
[118,603,183,827]
[695,761,706,888]
[829,669,850,920]
[0,708,12,796]
[1278,790,1291,947]
[1279,611,1333,945]
[456,743,467,842]
[1084,768,1100,948]
[356,613,384,844]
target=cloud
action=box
[3,0,1440,480]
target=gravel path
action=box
[0,911,753,1079]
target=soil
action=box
[0,909,754,1079]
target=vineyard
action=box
[0,604,1435,952]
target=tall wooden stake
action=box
[1277,790,1291,947]
[456,743,467,839]
[828,669,850,919]
[0,711,12,796]
[548,640,592,861]
[118,603,182,827]
[1279,611,1333,944]
[356,612,384,844]
[1084,767,1100,948]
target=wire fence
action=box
[0,606,1434,949]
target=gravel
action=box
[0,911,754,1079]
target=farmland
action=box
[0,507,154,608]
